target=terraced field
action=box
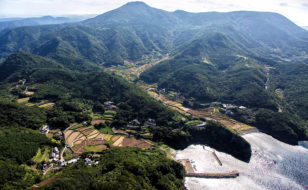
[64,123,153,157]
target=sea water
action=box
[175,133,308,190]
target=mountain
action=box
[1,2,308,189]
[302,26,308,30]
[0,16,82,32]
[1,1,307,66]
[0,1,307,143]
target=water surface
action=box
[176,133,308,190]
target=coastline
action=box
[239,128,259,136]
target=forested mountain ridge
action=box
[0,16,81,32]
[1,1,308,65]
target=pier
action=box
[179,147,240,179]
[212,151,222,166]
[185,170,239,178]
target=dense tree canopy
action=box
[41,147,185,190]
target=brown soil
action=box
[17,97,30,103]
[122,137,151,148]
[64,130,73,138]
[91,120,106,125]
[66,132,81,147]
[87,130,100,138]
[46,133,53,139]
[32,172,62,188]
[82,129,95,136]
[25,91,35,95]
[77,126,93,132]
[112,136,125,146]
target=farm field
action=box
[38,103,55,108]
[142,84,255,134]
[63,122,154,158]
[17,97,30,103]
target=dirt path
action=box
[135,54,169,77]
[60,146,66,161]
[32,171,62,188]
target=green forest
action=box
[40,147,185,190]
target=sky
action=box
[0,0,308,26]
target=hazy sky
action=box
[0,0,308,26]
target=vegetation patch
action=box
[41,147,185,190]
[32,148,43,163]
[83,145,107,152]
[38,103,55,108]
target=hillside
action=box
[1,2,308,65]
[0,16,80,32]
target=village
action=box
[34,100,156,180]
[14,78,252,187]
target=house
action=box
[223,104,233,109]
[104,101,114,106]
[146,118,156,126]
[41,163,48,170]
[67,157,80,165]
[58,160,64,166]
[148,118,155,123]
[225,110,234,115]
[56,131,63,137]
[54,147,59,154]
[127,119,141,128]
[82,121,87,126]
[239,106,247,109]
[49,152,56,159]
[108,105,118,110]
[193,122,207,128]
[132,119,141,126]
[40,125,49,134]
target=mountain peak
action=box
[122,1,149,7]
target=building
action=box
[49,152,56,159]
[226,110,234,115]
[40,125,49,134]
[54,147,59,154]
[67,157,80,165]
[104,101,114,106]
[193,122,207,128]
[56,131,63,137]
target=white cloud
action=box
[0,0,308,25]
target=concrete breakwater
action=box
[212,151,222,166]
[185,170,239,178]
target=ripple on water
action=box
[176,133,308,190]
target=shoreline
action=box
[239,128,259,136]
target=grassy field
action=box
[90,112,104,120]
[105,110,116,114]
[275,88,284,99]
[99,127,113,134]
[83,145,104,152]
[38,103,55,108]
[32,148,43,163]
[70,123,83,130]
[41,148,50,162]
[103,134,113,142]
[32,147,50,163]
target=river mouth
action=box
[176,133,308,190]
